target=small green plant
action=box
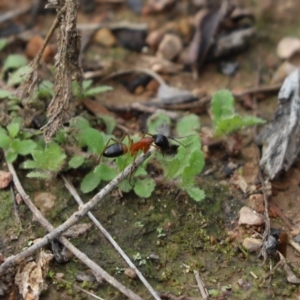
[132,252,147,266]
[72,79,112,100]
[21,142,66,179]
[134,221,144,228]
[157,227,166,238]
[0,121,37,163]
[211,89,266,137]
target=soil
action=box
[1,0,300,299]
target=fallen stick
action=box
[0,148,153,276]
[3,161,145,299]
[62,175,161,300]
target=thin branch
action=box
[62,175,161,300]
[193,270,208,299]
[4,161,145,300]
[0,148,154,276]
[77,21,148,31]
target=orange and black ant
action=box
[103,133,170,158]
[101,133,186,183]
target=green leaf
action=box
[94,163,118,181]
[14,140,37,155]
[5,150,18,163]
[164,158,180,180]
[0,89,14,99]
[147,112,171,134]
[211,89,235,125]
[0,132,10,149]
[185,186,205,202]
[68,155,85,169]
[31,142,66,172]
[84,85,112,97]
[118,179,133,193]
[2,54,27,72]
[214,115,266,137]
[80,171,101,193]
[82,128,104,155]
[27,171,50,179]
[82,79,93,91]
[134,178,156,198]
[20,160,37,169]
[8,65,32,86]
[182,150,205,177]
[37,80,54,98]
[176,114,201,136]
[99,115,116,134]
[134,166,147,176]
[0,38,8,51]
[7,122,20,138]
[70,116,90,131]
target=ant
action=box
[103,133,171,158]
[101,133,186,183]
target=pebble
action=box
[294,234,300,244]
[0,171,12,189]
[271,61,297,84]
[238,206,265,226]
[33,192,56,215]
[157,34,183,61]
[242,237,262,252]
[277,36,300,59]
[146,29,165,50]
[26,35,55,62]
[93,28,117,47]
[248,194,265,213]
[124,268,137,279]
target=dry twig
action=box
[0,148,154,277]
[3,161,147,300]
[62,175,161,300]
[193,270,208,299]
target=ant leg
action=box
[128,152,138,187]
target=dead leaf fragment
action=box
[157,33,183,61]
[15,251,54,300]
[256,69,300,179]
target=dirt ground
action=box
[1,0,300,299]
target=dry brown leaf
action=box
[15,251,53,300]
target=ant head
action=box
[153,134,169,149]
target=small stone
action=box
[294,234,300,244]
[124,268,137,279]
[0,171,12,189]
[134,85,144,95]
[34,192,56,215]
[157,34,183,61]
[76,271,96,282]
[54,273,64,280]
[242,237,262,252]
[238,206,265,226]
[26,35,55,62]
[93,28,117,47]
[248,194,265,213]
[237,278,244,287]
[146,79,159,94]
[277,37,300,59]
[271,61,297,84]
[146,30,165,50]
